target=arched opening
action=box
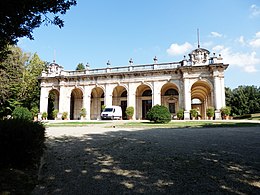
[161,83,179,118]
[91,87,104,120]
[112,86,127,119]
[70,88,83,120]
[191,80,212,119]
[136,84,152,119]
[47,89,59,120]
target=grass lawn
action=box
[45,121,108,127]
[115,120,260,128]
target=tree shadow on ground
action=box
[33,127,260,194]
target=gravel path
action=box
[32,125,260,194]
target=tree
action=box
[0,0,77,60]
[0,46,46,117]
[76,63,85,70]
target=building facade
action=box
[39,47,228,120]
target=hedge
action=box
[0,119,46,168]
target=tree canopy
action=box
[0,46,46,117]
[76,63,85,70]
[225,86,260,116]
[0,0,77,60]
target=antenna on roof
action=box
[53,49,56,63]
[197,28,200,48]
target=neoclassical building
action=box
[39,46,228,120]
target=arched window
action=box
[142,90,152,96]
[165,89,178,96]
[121,90,127,97]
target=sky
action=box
[18,0,260,89]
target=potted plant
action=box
[52,109,59,120]
[101,105,106,111]
[176,109,184,120]
[125,106,134,120]
[31,106,39,121]
[80,108,87,120]
[190,109,198,120]
[206,107,215,120]
[221,106,231,120]
[62,112,68,120]
[42,112,48,120]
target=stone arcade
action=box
[39,46,228,120]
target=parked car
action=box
[101,106,122,120]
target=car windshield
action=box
[104,108,113,112]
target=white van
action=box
[101,106,122,120]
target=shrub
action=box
[125,106,134,119]
[146,105,171,123]
[206,107,215,118]
[80,108,86,117]
[190,109,198,118]
[0,119,46,168]
[42,112,48,120]
[52,109,59,119]
[30,106,39,117]
[177,109,184,120]
[12,107,32,121]
[62,112,68,120]
[221,106,231,116]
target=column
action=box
[105,84,113,107]
[214,75,222,119]
[183,78,191,120]
[58,85,70,120]
[220,76,226,107]
[83,85,91,120]
[127,83,136,120]
[39,86,49,119]
[152,81,161,106]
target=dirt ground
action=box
[32,125,260,194]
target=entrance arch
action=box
[47,89,59,120]
[112,86,127,119]
[161,83,179,118]
[136,84,152,119]
[70,88,83,120]
[191,80,212,119]
[91,87,104,119]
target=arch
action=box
[70,88,83,120]
[161,83,179,117]
[90,86,105,120]
[47,89,59,120]
[191,80,212,119]
[136,84,152,119]
[113,86,128,119]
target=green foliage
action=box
[0,119,46,168]
[80,108,86,117]
[0,46,46,118]
[176,109,184,120]
[101,105,106,111]
[125,106,134,118]
[190,109,198,118]
[62,112,68,120]
[206,107,215,117]
[52,109,59,119]
[221,106,231,116]
[42,112,48,119]
[225,86,260,116]
[76,63,85,71]
[30,106,39,117]
[12,107,32,121]
[146,105,171,123]
[0,0,77,60]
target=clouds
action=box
[250,4,260,18]
[166,42,193,56]
[212,45,259,73]
[210,32,222,38]
[249,32,260,48]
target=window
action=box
[165,89,178,96]
[169,103,175,113]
